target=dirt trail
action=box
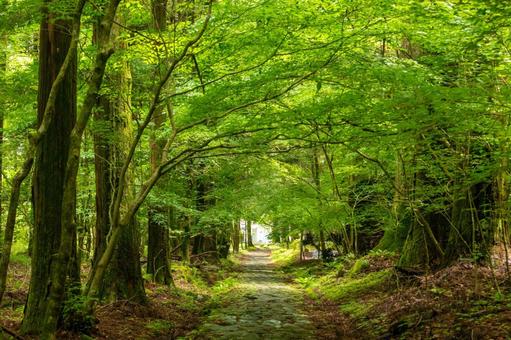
[195,249,315,339]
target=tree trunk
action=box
[217,228,230,258]
[182,162,195,262]
[299,231,304,261]
[243,221,247,249]
[247,220,254,247]
[0,158,34,304]
[397,217,431,271]
[110,219,146,302]
[312,147,326,258]
[191,163,215,257]
[91,18,146,302]
[0,32,5,238]
[446,182,493,264]
[146,0,172,285]
[232,220,240,253]
[182,218,191,262]
[398,138,494,272]
[22,2,77,333]
[147,208,172,284]
[84,4,212,311]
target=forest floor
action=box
[191,249,316,339]
[0,252,235,339]
[3,247,511,339]
[274,244,511,339]
[0,248,324,339]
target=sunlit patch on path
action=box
[195,249,315,339]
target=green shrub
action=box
[348,258,370,277]
[322,269,393,301]
[146,320,173,333]
[62,293,97,334]
[271,241,300,267]
[339,301,371,318]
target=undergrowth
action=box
[270,241,301,267]
[273,244,511,338]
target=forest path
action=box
[194,249,315,339]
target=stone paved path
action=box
[195,249,315,339]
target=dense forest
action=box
[0,0,511,339]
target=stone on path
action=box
[195,249,316,340]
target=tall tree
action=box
[91,13,146,302]
[22,0,78,333]
[147,0,173,285]
[0,31,5,238]
[311,146,326,258]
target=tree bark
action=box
[0,157,33,303]
[147,207,172,284]
[91,15,146,302]
[40,0,121,335]
[217,227,230,258]
[247,220,254,247]
[22,0,78,333]
[0,33,5,238]
[182,216,191,262]
[232,220,240,253]
[84,4,212,311]
[147,0,172,285]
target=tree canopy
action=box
[0,0,511,338]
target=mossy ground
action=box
[3,247,511,339]
[0,252,242,339]
[275,247,511,339]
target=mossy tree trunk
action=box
[0,156,34,304]
[398,148,450,271]
[182,162,195,262]
[43,0,122,332]
[147,0,172,285]
[232,220,240,253]
[147,206,172,283]
[493,110,510,275]
[191,165,217,257]
[22,1,78,333]
[398,136,494,272]
[182,217,191,262]
[91,15,146,302]
[84,5,212,311]
[0,32,5,238]
[398,218,432,271]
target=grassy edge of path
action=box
[272,242,511,339]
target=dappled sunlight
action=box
[197,249,314,339]
[1,0,511,338]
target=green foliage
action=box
[294,276,315,289]
[145,320,174,334]
[211,277,239,295]
[62,294,97,334]
[172,263,209,291]
[1,0,510,334]
[320,269,393,302]
[338,301,372,319]
[347,258,369,278]
[270,241,301,267]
